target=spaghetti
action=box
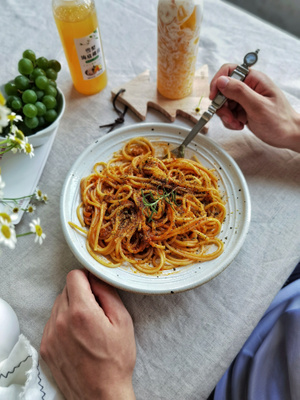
[70,137,226,274]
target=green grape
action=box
[22,89,38,104]
[48,59,61,73]
[38,116,46,128]
[48,79,57,87]
[36,57,49,70]
[14,75,30,91]
[23,103,38,118]
[42,95,57,109]
[35,75,49,90]
[6,95,19,108]
[30,67,46,81]
[35,101,46,116]
[6,50,62,134]
[44,84,57,97]
[4,81,18,96]
[45,68,57,81]
[22,49,36,63]
[11,98,23,111]
[25,116,39,129]
[44,109,57,123]
[34,89,45,100]
[18,58,34,75]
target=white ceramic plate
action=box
[60,123,251,294]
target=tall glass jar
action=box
[157,0,203,100]
[52,0,107,95]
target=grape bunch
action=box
[3,49,62,136]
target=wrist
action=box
[99,379,135,400]
[287,111,300,153]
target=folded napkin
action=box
[0,334,63,400]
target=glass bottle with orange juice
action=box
[52,0,107,95]
[157,0,203,99]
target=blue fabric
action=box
[283,262,300,287]
[214,278,300,400]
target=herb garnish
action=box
[141,187,177,222]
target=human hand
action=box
[209,64,300,152]
[40,269,136,400]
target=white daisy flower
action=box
[11,147,18,154]
[35,188,44,201]
[24,142,34,158]
[11,206,20,215]
[7,133,25,153]
[26,204,36,214]
[0,104,10,133]
[7,112,23,123]
[0,209,18,223]
[8,128,26,141]
[42,194,48,203]
[0,215,17,249]
[29,218,46,245]
[10,124,19,135]
[0,92,6,106]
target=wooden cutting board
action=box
[111,65,210,132]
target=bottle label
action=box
[74,28,105,80]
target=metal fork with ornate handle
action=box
[167,49,260,159]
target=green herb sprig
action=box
[141,187,177,222]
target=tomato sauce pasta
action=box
[70,137,226,274]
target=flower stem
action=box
[0,138,9,145]
[16,232,34,238]
[0,145,16,155]
[1,194,34,201]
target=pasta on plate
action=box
[70,137,226,274]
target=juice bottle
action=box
[52,0,107,95]
[157,0,203,99]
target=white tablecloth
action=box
[1,1,300,399]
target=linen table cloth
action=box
[1,0,300,399]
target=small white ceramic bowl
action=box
[0,86,65,147]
